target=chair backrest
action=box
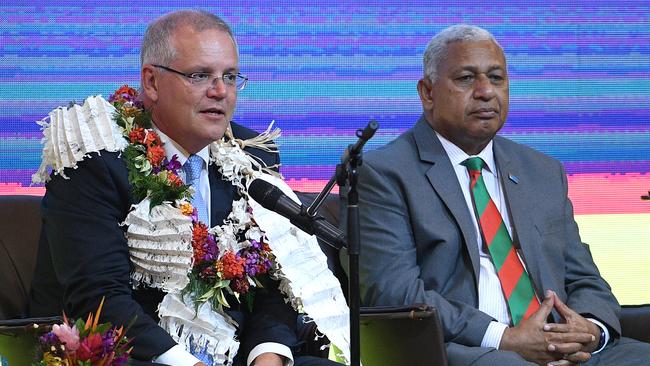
[294,191,349,299]
[360,305,448,366]
[0,195,43,320]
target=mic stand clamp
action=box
[306,120,378,217]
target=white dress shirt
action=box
[152,128,294,365]
[436,133,609,353]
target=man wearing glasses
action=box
[30,10,341,366]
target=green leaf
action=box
[216,289,230,308]
[95,322,112,334]
[198,288,216,302]
[75,318,89,337]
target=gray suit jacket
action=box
[355,115,620,361]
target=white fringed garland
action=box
[32,95,127,184]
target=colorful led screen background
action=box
[1,1,649,304]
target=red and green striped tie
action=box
[462,157,540,325]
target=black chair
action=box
[0,195,60,364]
[295,192,448,366]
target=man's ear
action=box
[141,65,159,102]
[417,77,434,112]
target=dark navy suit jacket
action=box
[30,122,301,364]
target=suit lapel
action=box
[208,164,236,227]
[493,138,543,299]
[413,117,481,281]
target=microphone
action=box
[248,179,347,250]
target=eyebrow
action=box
[457,65,505,73]
[189,65,240,74]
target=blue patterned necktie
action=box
[184,154,209,225]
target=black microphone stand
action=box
[306,120,378,366]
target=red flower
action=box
[230,277,250,294]
[129,127,146,144]
[75,332,104,362]
[192,222,209,264]
[220,252,245,279]
[146,145,166,166]
[109,85,138,104]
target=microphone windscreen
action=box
[248,179,284,211]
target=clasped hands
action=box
[500,290,601,366]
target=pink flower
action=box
[51,323,80,352]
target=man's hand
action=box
[251,352,285,366]
[499,290,588,366]
[543,291,600,363]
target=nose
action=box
[473,74,495,101]
[206,76,228,99]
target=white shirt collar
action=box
[153,126,210,167]
[435,132,497,176]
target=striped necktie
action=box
[462,157,539,325]
[184,154,209,225]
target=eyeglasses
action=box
[152,64,248,91]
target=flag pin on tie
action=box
[509,173,519,184]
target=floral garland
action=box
[109,85,275,310]
[35,299,132,366]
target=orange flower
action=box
[146,145,165,166]
[220,252,245,279]
[129,127,146,144]
[143,131,162,147]
[122,105,142,118]
[167,172,183,187]
[192,222,209,246]
[179,202,194,216]
[192,222,209,264]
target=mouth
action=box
[471,107,498,119]
[199,107,226,118]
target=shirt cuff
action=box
[481,321,509,349]
[587,318,610,354]
[247,342,294,366]
[152,344,202,366]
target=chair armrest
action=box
[0,316,61,365]
[0,316,62,336]
[297,304,448,365]
[360,304,447,366]
[359,303,433,319]
[621,305,650,343]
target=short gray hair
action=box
[140,10,237,66]
[423,24,503,82]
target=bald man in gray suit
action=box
[353,24,650,366]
